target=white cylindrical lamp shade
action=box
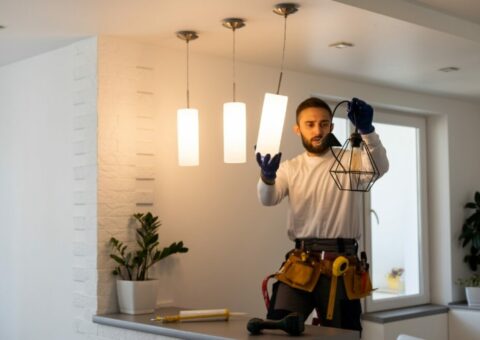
[223,102,246,163]
[255,93,288,156]
[177,108,199,166]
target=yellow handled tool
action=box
[327,256,349,320]
[151,309,246,323]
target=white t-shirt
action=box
[257,132,389,241]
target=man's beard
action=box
[300,133,341,155]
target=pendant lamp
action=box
[176,31,199,166]
[255,3,299,157]
[329,102,380,192]
[222,18,247,163]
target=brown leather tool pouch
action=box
[275,250,322,292]
[343,265,373,299]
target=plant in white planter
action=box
[457,191,480,306]
[109,212,188,314]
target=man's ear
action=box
[330,122,334,133]
[293,124,300,136]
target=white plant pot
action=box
[465,286,480,307]
[116,279,159,315]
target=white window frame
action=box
[363,110,429,312]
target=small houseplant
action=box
[386,267,405,292]
[458,191,480,306]
[109,212,188,314]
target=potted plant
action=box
[386,267,405,292]
[109,212,188,314]
[458,191,480,306]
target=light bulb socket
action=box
[222,18,246,30]
[273,3,299,17]
[176,31,199,42]
[350,132,362,148]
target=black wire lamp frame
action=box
[329,101,380,192]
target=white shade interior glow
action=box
[223,102,246,163]
[255,93,288,156]
[177,108,199,166]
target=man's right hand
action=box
[256,152,282,185]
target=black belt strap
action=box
[295,238,358,254]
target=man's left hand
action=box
[347,97,375,134]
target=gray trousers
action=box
[269,275,362,331]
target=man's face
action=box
[294,107,333,155]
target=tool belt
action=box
[275,240,372,300]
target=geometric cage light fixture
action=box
[329,101,380,192]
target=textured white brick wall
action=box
[93,36,174,340]
[72,38,99,337]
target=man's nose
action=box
[313,124,321,135]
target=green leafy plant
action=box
[109,212,188,281]
[459,191,480,272]
[456,274,480,287]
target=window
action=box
[331,105,429,312]
[365,111,429,311]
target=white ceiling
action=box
[1,0,479,103]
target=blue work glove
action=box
[347,97,375,134]
[256,152,282,185]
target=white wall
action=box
[0,38,97,340]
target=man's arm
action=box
[361,132,389,178]
[256,152,288,206]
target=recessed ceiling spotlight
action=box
[329,42,354,49]
[438,66,459,72]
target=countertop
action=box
[93,307,360,340]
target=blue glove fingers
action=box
[348,97,374,134]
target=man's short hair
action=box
[296,97,333,123]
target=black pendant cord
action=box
[329,100,352,158]
[276,15,288,95]
[186,40,190,108]
[232,28,237,102]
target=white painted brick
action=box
[74,317,98,335]
[136,92,156,117]
[73,152,97,167]
[136,116,154,129]
[73,292,90,308]
[98,178,136,192]
[74,165,97,181]
[73,114,96,130]
[136,154,155,167]
[98,202,136,217]
[73,242,96,256]
[135,190,154,204]
[73,204,97,218]
[135,178,155,192]
[73,216,87,230]
[73,254,96,270]
[136,127,155,142]
[73,126,97,143]
[136,141,155,155]
[99,153,137,167]
[73,267,92,282]
[136,166,155,179]
[74,190,97,205]
[98,216,130,229]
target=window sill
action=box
[448,301,480,311]
[361,304,448,324]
